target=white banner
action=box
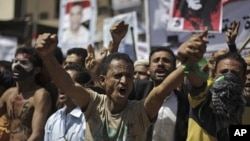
[103,11,138,61]
[58,0,97,55]
[136,41,150,60]
[148,0,250,57]
[0,35,17,61]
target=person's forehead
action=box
[217,58,242,69]
[15,53,31,60]
[151,51,173,59]
[65,54,81,61]
[109,59,133,69]
[70,5,82,11]
[134,65,148,70]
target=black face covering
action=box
[12,64,34,81]
[210,72,245,141]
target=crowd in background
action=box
[0,20,249,141]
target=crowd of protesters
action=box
[0,20,249,141]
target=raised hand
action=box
[85,44,107,79]
[96,47,108,63]
[178,27,208,65]
[35,33,57,57]
[85,44,96,71]
[108,21,129,53]
[226,20,240,45]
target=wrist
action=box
[181,63,194,75]
[181,63,208,79]
[112,41,120,46]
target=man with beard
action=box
[129,30,209,141]
[186,52,250,141]
[129,47,191,141]
[34,29,207,141]
[0,47,52,141]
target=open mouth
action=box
[155,69,168,77]
[244,83,250,92]
[245,82,250,87]
[118,87,127,97]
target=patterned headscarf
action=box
[209,72,245,141]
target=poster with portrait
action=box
[58,0,96,55]
[167,0,223,32]
[103,11,138,61]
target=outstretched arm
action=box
[144,66,186,121]
[35,33,90,111]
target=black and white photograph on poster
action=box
[58,0,96,54]
[103,12,138,61]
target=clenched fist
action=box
[35,33,58,57]
[178,27,208,65]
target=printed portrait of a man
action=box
[60,0,91,47]
[172,0,222,31]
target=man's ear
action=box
[99,75,106,87]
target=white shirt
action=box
[62,26,90,46]
[44,106,85,141]
[152,91,178,141]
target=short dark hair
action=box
[15,46,42,68]
[64,63,91,84]
[99,53,134,75]
[215,52,247,75]
[66,47,87,67]
[149,47,176,67]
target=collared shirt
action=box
[44,106,85,141]
[152,91,178,141]
[61,26,90,46]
